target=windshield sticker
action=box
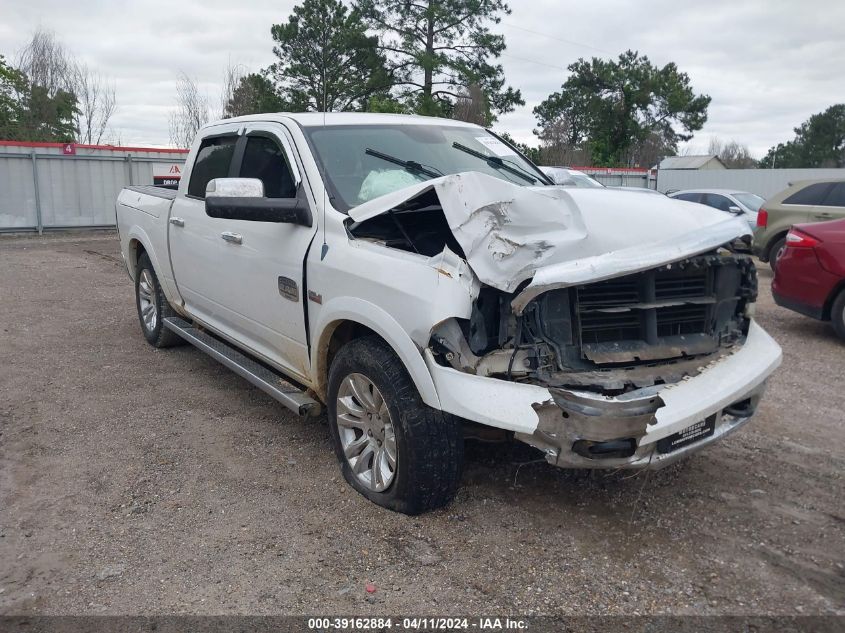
[475,136,517,157]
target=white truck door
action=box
[206,123,318,382]
[169,129,242,332]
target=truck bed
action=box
[125,185,178,200]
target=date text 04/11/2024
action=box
[306,617,529,630]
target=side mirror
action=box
[728,205,744,215]
[204,178,312,226]
[206,177,264,198]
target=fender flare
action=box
[125,226,180,306]
[311,296,441,409]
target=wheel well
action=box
[822,280,845,321]
[316,320,378,400]
[763,230,788,261]
[128,239,147,275]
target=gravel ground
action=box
[0,231,843,616]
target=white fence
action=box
[0,142,187,232]
[656,167,845,199]
[577,167,655,189]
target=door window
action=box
[783,182,835,205]
[187,136,238,198]
[674,192,701,203]
[820,182,845,207]
[239,136,297,198]
[701,193,732,212]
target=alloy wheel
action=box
[335,373,398,492]
[138,269,158,332]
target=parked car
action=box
[753,178,845,270]
[668,189,764,230]
[116,113,781,514]
[772,218,845,339]
[539,166,604,188]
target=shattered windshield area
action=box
[304,124,549,211]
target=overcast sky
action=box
[1,0,843,157]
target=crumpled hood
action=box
[348,172,750,309]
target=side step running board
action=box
[163,317,321,416]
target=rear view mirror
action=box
[728,205,744,215]
[205,178,312,226]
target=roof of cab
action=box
[205,112,484,129]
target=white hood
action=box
[348,172,750,311]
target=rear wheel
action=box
[830,290,845,340]
[327,335,463,514]
[135,253,182,348]
[768,236,786,272]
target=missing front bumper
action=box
[517,384,766,470]
[426,320,782,470]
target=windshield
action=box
[732,192,765,212]
[303,124,550,211]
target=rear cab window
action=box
[187,136,238,198]
[783,182,835,206]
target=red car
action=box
[772,218,845,339]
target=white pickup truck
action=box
[116,113,782,514]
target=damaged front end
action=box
[427,251,769,468]
[347,171,782,469]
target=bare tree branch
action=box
[72,63,117,144]
[168,71,209,148]
[220,60,247,119]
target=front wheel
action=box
[327,335,463,514]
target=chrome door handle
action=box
[169,217,185,227]
[221,232,243,245]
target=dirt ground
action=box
[0,231,843,617]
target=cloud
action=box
[2,0,843,156]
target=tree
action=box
[366,94,409,114]
[269,0,390,112]
[626,130,677,168]
[359,0,522,119]
[708,137,756,169]
[534,50,710,166]
[15,29,116,144]
[168,72,209,148]
[451,83,490,126]
[759,105,845,168]
[0,56,27,139]
[224,72,292,117]
[533,114,590,166]
[73,63,117,144]
[220,61,246,118]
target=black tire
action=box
[327,335,463,514]
[135,253,183,348]
[768,236,786,272]
[830,290,845,341]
